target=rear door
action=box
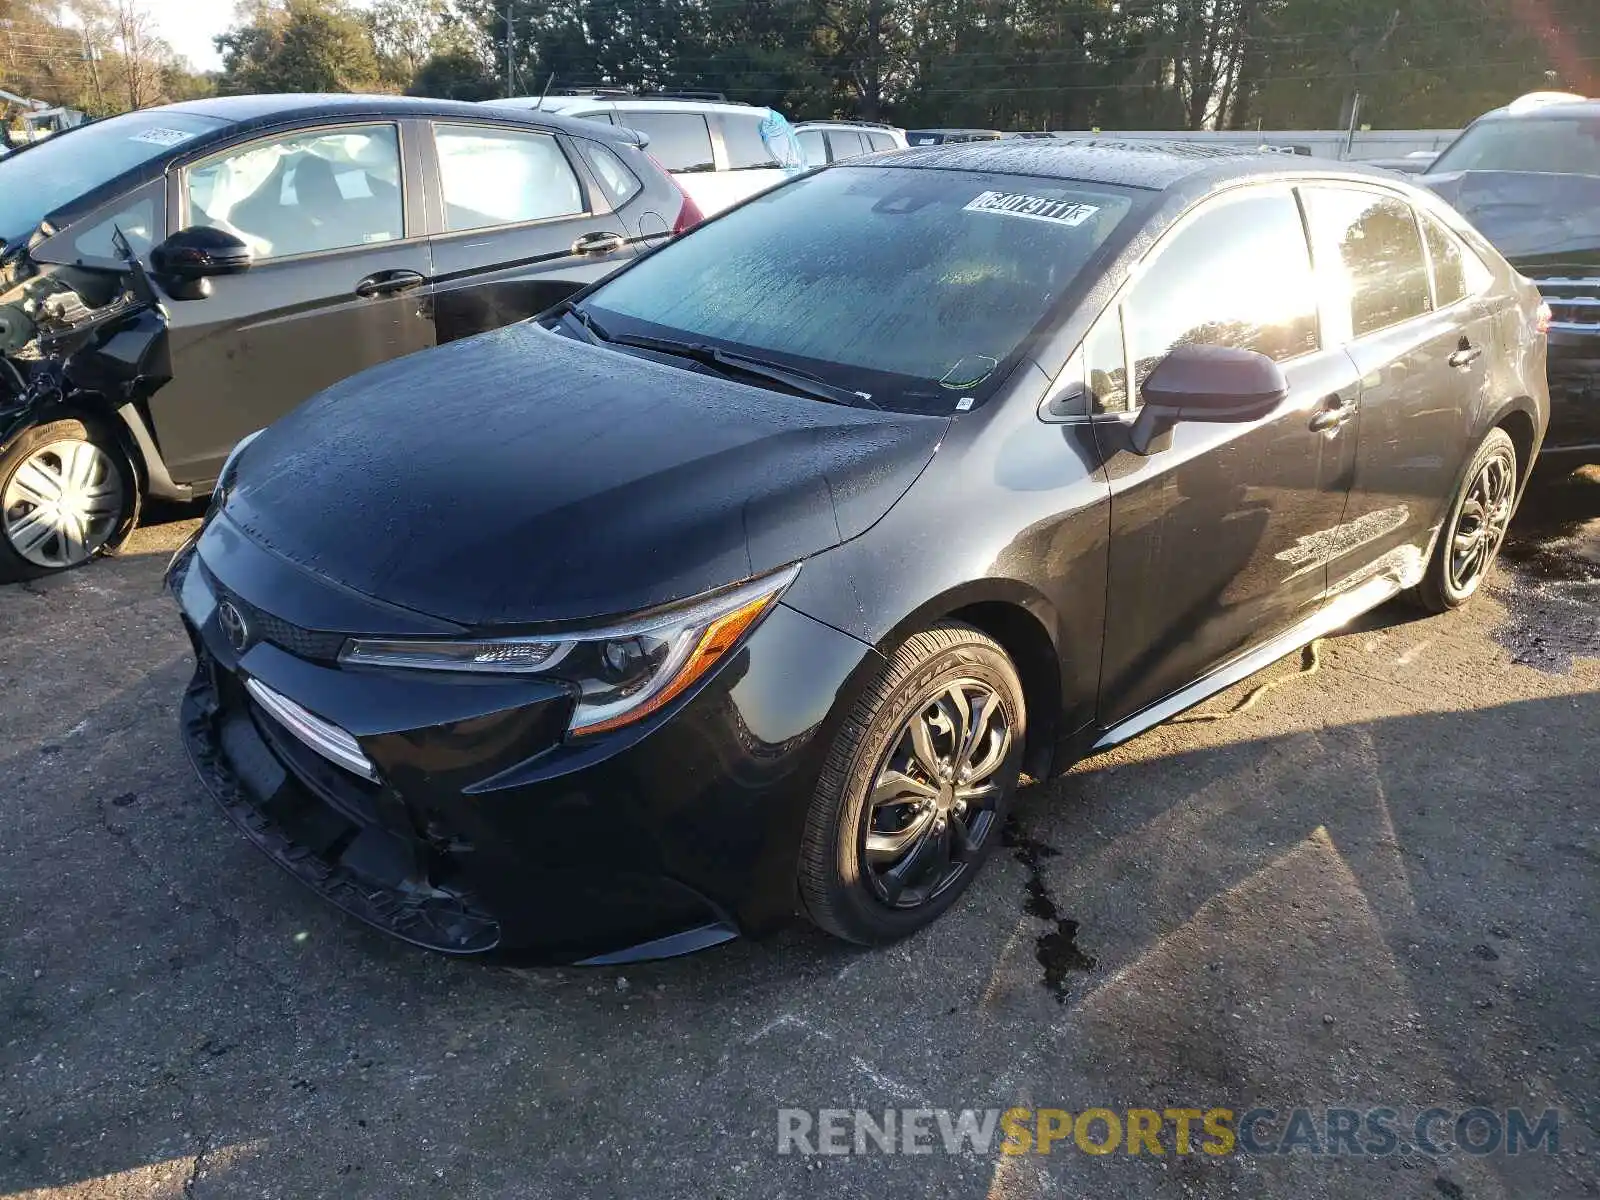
[1093,184,1363,726]
[1300,186,1484,589]
[421,119,637,344]
[152,119,433,486]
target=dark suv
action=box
[0,94,696,580]
[1421,93,1600,460]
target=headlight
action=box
[339,564,800,737]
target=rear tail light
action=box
[1536,301,1553,336]
[673,191,706,236]
[648,153,704,235]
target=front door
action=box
[151,121,434,486]
[1093,185,1362,726]
[1301,187,1487,590]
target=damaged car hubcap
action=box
[3,440,123,569]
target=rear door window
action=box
[1302,188,1433,339]
[1123,188,1320,392]
[433,124,585,232]
[721,112,780,170]
[622,113,714,173]
[827,130,868,161]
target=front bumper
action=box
[169,526,878,962]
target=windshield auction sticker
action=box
[130,127,197,146]
[964,191,1100,225]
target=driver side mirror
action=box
[1127,344,1289,455]
[151,227,253,299]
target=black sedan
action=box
[0,94,697,581]
[169,141,1549,961]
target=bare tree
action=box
[112,0,162,108]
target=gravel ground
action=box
[1,472,1597,1200]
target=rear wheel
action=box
[1412,427,1518,613]
[798,622,1025,945]
[0,419,133,583]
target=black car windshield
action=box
[0,111,226,243]
[582,166,1137,412]
[1431,113,1600,175]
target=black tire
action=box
[0,418,134,584]
[798,622,1026,945]
[1411,426,1518,614]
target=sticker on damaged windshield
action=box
[130,127,197,146]
[964,191,1100,225]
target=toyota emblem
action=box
[217,600,251,653]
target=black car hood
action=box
[1421,170,1600,261]
[223,323,947,626]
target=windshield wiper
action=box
[592,327,879,409]
[550,299,604,346]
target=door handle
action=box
[571,231,626,257]
[355,269,426,299]
[1448,343,1483,369]
[1309,395,1357,434]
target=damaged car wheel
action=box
[0,419,132,582]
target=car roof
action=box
[502,94,761,116]
[796,120,902,131]
[872,137,1393,190]
[159,93,642,144]
[1477,97,1600,120]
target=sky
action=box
[145,0,374,74]
[144,0,237,73]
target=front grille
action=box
[201,564,348,662]
[1534,275,1600,334]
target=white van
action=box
[793,121,908,165]
[492,91,799,216]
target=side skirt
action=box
[1086,573,1405,755]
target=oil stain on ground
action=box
[1492,469,1600,673]
[1003,813,1097,1003]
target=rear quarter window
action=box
[721,112,781,170]
[577,140,642,207]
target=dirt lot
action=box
[1,472,1597,1199]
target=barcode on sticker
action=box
[964,191,1100,226]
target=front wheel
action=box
[0,419,133,583]
[798,622,1026,945]
[1411,426,1519,613]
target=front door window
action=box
[183,124,404,260]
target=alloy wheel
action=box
[2,439,124,570]
[1448,452,1515,596]
[862,679,1012,909]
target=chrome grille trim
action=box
[244,677,378,781]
